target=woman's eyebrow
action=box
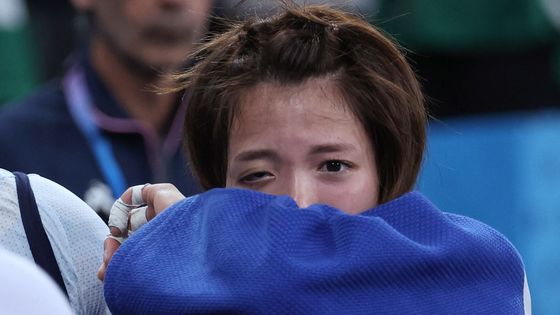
[233,149,280,162]
[309,143,356,155]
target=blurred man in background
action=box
[0,0,212,219]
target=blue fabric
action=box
[104,189,526,314]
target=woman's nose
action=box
[288,176,319,209]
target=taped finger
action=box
[129,206,148,232]
[106,234,126,244]
[131,184,150,206]
[108,198,132,234]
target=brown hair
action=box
[174,3,426,203]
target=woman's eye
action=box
[239,171,274,183]
[318,160,352,173]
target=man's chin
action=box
[141,45,194,71]
[123,53,185,79]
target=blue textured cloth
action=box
[104,189,526,314]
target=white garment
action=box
[0,246,74,315]
[0,169,109,314]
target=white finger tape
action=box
[108,198,133,233]
[129,206,148,233]
[131,184,149,206]
[106,234,126,244]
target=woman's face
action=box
[226,78,379,214]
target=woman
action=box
[101,4,530,314]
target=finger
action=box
[146,205,156,221]
[107,198,132,234]
[143,183,185,216]
[109,226,123,237]
[131,183,150,205]
[103,237,121,264]
[119,186,134,205]
[98,237,121,281]
[129,206,148,232]
[97,263,106,281]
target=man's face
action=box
[89,0,212,73]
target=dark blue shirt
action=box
[0,53,200,217]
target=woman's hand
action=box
[97,183,185,281]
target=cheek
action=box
[318,173,379,215]
[97,6,138,47]
[123,1,150,24]
[189,2,212,21]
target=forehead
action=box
[235,77,353,125]
[228,78,370,153]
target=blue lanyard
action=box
[62,66,127,198]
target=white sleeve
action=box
[0,247,74,315]
[524,272,532,315]
[28,173,109,315]
[0,169,109,314]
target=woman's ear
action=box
[70,0,93,12]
